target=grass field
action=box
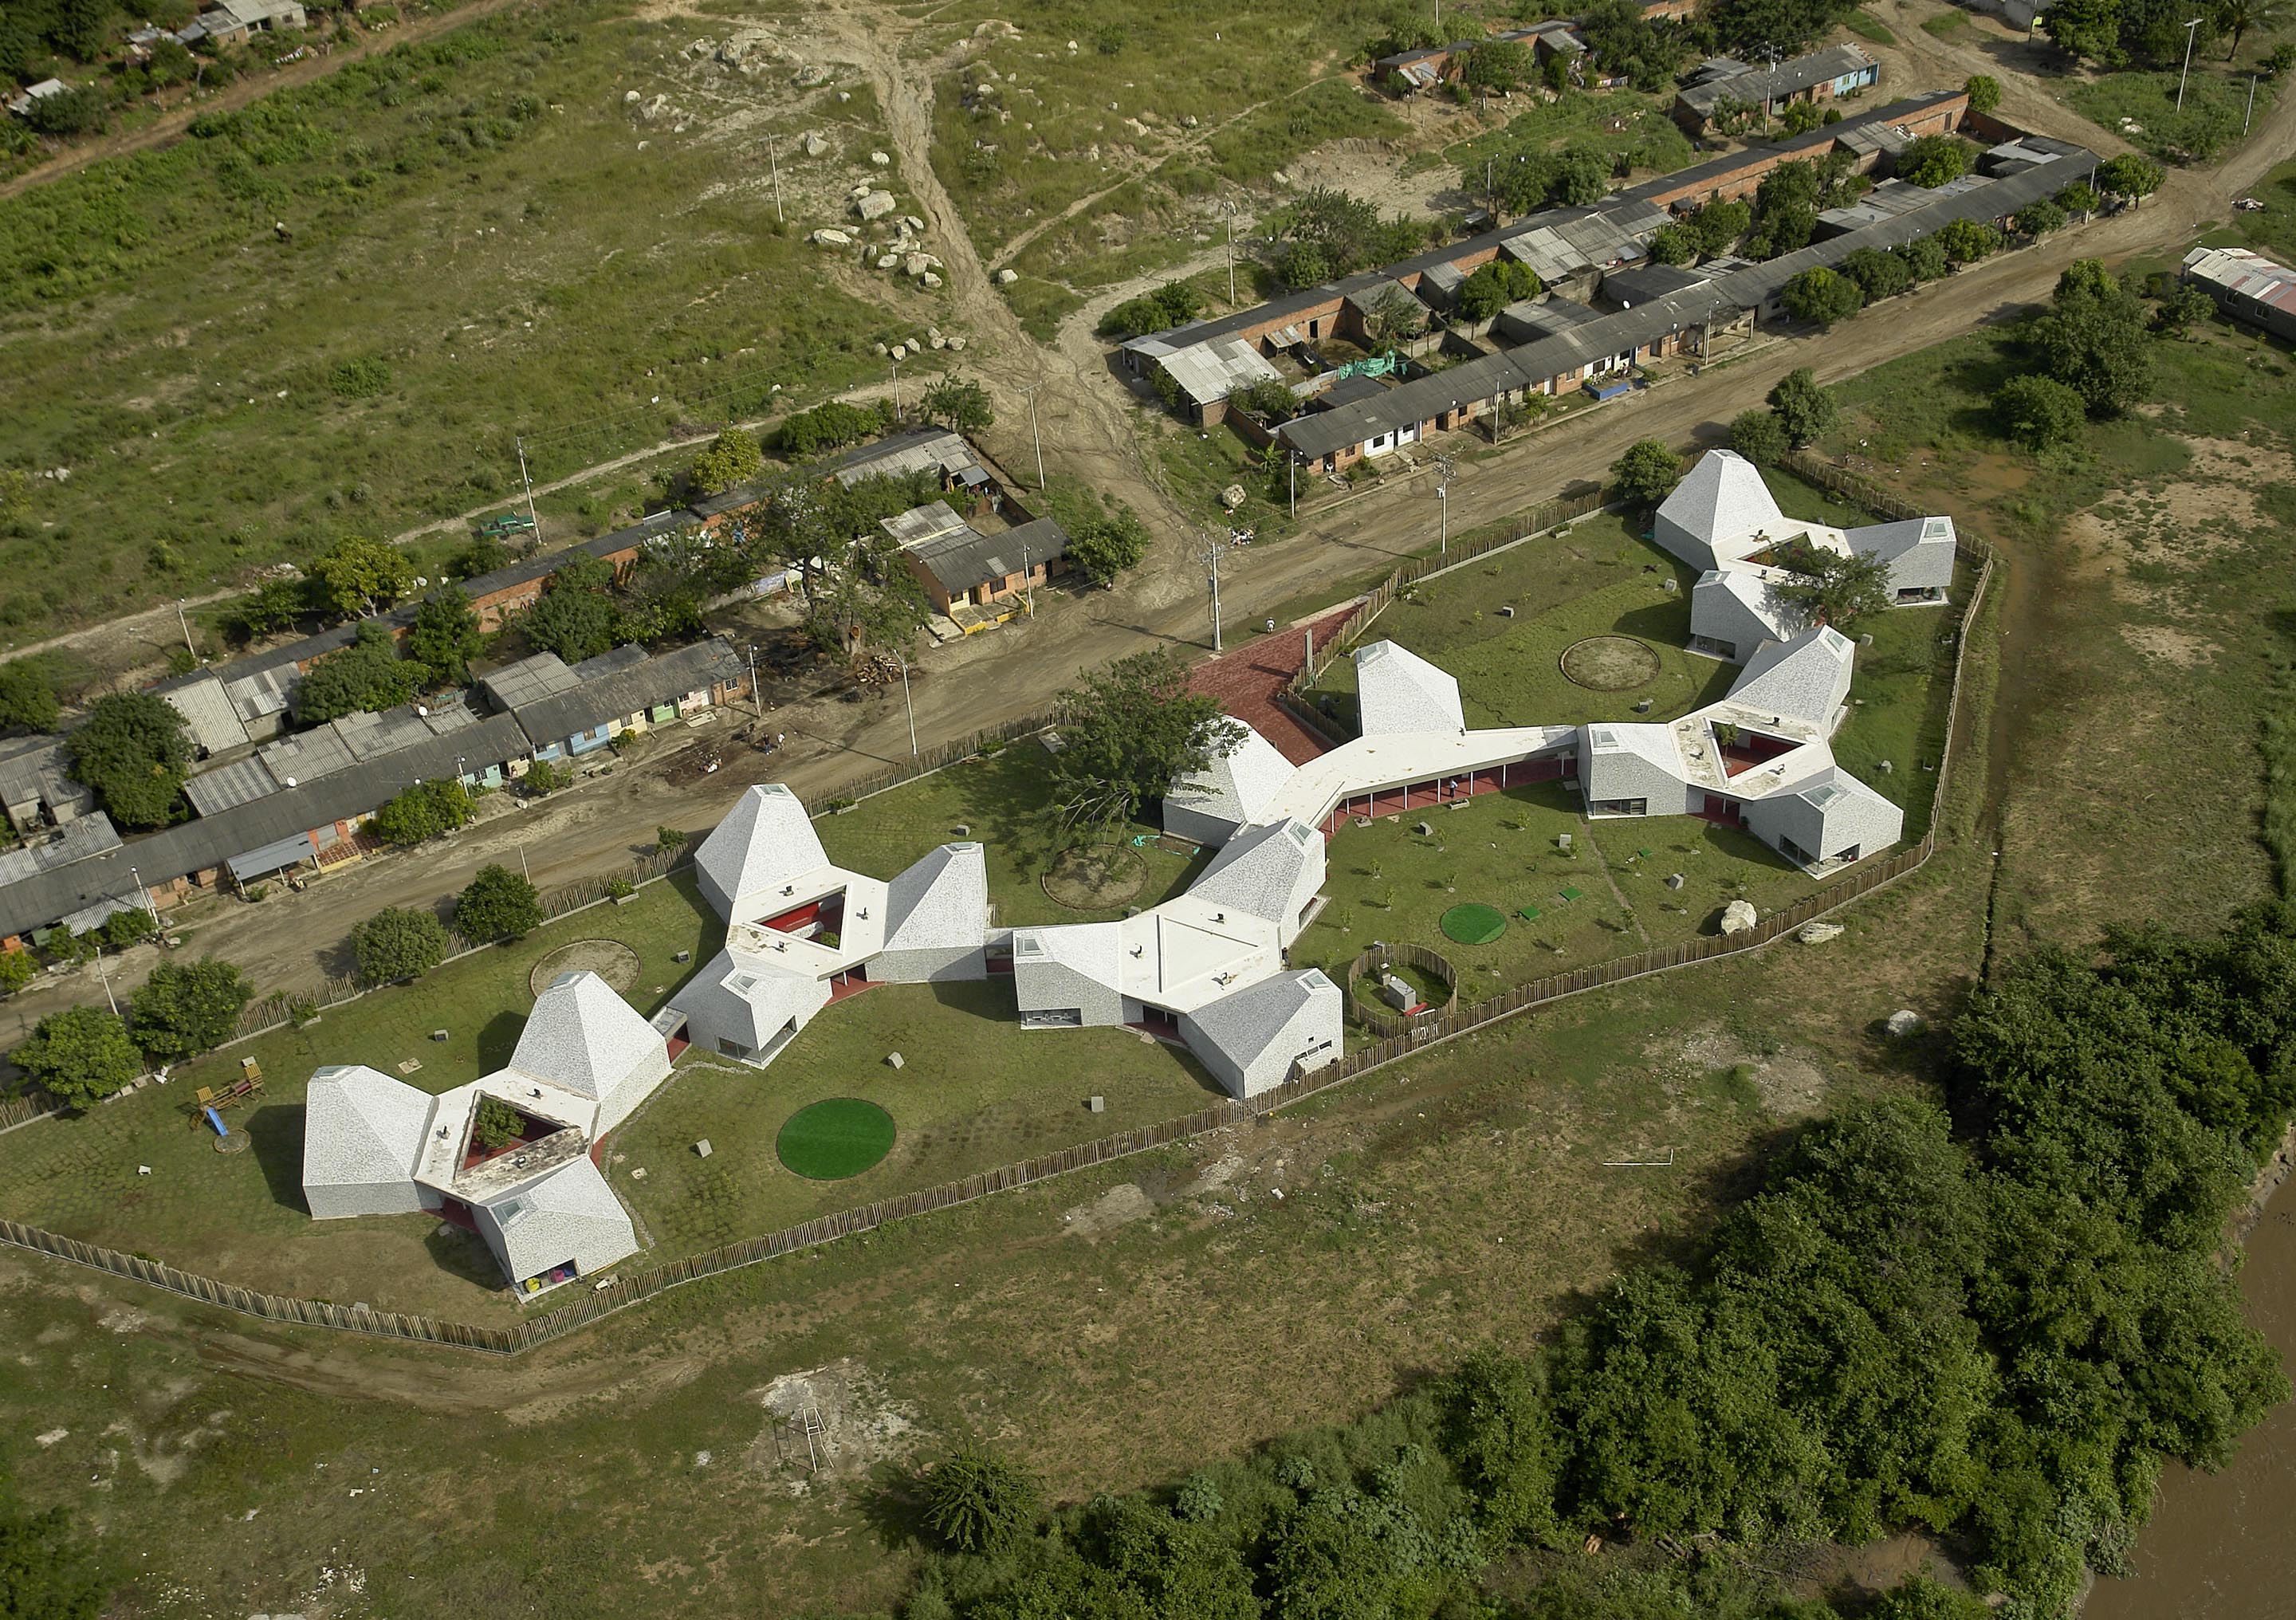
[0,0,930,643]
[1828,302,2294,942]
[2065,66,2278,163]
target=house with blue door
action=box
[1673,45,1877,137]
[484,639,749,765]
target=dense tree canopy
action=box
[1048,649,1240,842]
[454,864,541,942]
[1767,367,1840,446]
[296,621,426,724]
[753,471,932,655]
[307,534,414,619]
[1610,439,1682,508]
[0,1503,106,1620]
[0,659,60,733]
[1454,258,1542,321]
[66,690,188,828]
[14,1004,141,1106]
[1992,373,2089,450]
[351,906,452,984]
[1780,266,1866,326]
[1098,281,1205,340]
[2027,258,2154,416]
[129,958,253,1062]
[687,427,764,495]
[407,585,483,688]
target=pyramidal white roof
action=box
[693,784,827,919]
[1189,819,1321,928]
[1656,450,1782,559]
[1166,722,1297,829]
[303,1064,433,1190]
[1186,968,1338,1068]
[883,842,989,954]
[511,970,666,1102]
[1726,625,1854,726]
[1354,640,1465,736]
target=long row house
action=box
[1120,90,2097,475]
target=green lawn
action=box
[0,0,925,642]
[1435,87,1691,183]
[774,1097,898,1179]
[1844,9,1897,44]
[1304,513,1737,729]
[1295,783,1821,997]
[815,744,1210,927]
[0,875,723,1320]
[2216,156,2296,261]
[612,980,1222,1254]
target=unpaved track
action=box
[7,0,2287,1032]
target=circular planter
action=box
[1559,635,1663,692]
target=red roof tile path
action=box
[1189,603,1361,766]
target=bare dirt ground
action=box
[7,0,2285,1032]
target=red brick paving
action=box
[1189,604,1360,765]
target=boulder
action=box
[808,227,852,246]
[995,267,1020,285]
[869,149,890,166]
[874,341,889,356]
[850,181,873,199]
[623,89,641,104]
[1797,921,1845,945]
[802,132,828,157]
[921,272,945,290]
[1720,899,1758,935]
[889,342,907,360]
[1221,483,1247,510]
[875,254,899,269]
[948,336,967,351]
[855,190,897,221]
[1885,1009,1925,1039]
[904,253,933,277]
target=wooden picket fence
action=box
[0,466,1995,1355]
[1343,940,1462,1039]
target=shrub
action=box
[1729,408,1789,465]
[1964,73,2002,114]
[1780,265,1866,327]
[1993,375,2087,450]
[922,1441,1040,1553]
[13,1005,141,1107]
[454,864,541,941]
[351,906,451,984]
[329,357,391,399]
[472,1093,524,1151]
[129,959,253,1062]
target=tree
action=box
[1464,39,1535,88]
[67,690,189,828]
[372,778,473,847]
[1767,368,1839,446]
[754,473,931,656]
[1443,1347,1565,1545]
[2153,277,2215,334]
[523,758,567,796]
[0,950,35,997]
[407,584,483,687]
[2042,0,2122,60]
[1358,285,1428,344]
[13,1005,141,1107]
[450,533,513,581]
[25,85,108,137]
[1842,246,1913,301]
[226,576,306,643]
[687,427,764,494]
[1896,236,1951,282]
[1097,281,1204,339]
[2267,39,2296,73]
[0,1504,106,1620]
[1648,222,1700,266]
[773,399,892,458]
[2097,152,2164,200]
[296,621,424,724]
[919,375,995,434]
[1730,408,1790,466]
[454,864,541,942]
[2015,199,2069,238]
[1780,265,1866,326]
[1772,546,1893,629]
[1993,374,2089,450]
[521,558,626,664]
[1690,199,1752,256]
[1067,511,1151,584]
[1049,648,1241,840]
[1779,97,1825,136]
[0,659,59,733]
[922,1441,1041,1552]
[1455,258,1542,320]
[1964,73,2003,114]
[2215,0,2284,56]
[1610,439,1682,509]
[307,534,413,619]
[128,958,253,1062]
[2028,260,2153,415]
[1548,145,1611,207]
[2056,179,2101,216]
[1898,135,1973,188]
[1936,218,2001,265]
[352,906,452,983]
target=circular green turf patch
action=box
[776,1099,897,1180]
[1441,903,1508,945]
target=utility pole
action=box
[1434,453,1456,554]
[128,865,160,930]
[175,600,196,663]
[93,945,118,1017]
[1019,382,1047,490]
[1020,537,1035,612]
[2176,16,2204,109]
[515,433,542,539]
[1219,200,1238,305]
[891,648,918,759]
[1485,156,1496,221]
[2246,73,2259,132]
[890,355,902,422]
[767,133,784,224]
[747,643,763,718]
[1288,449,1297,518]
[1200,531,1226,652]
[519,843,531,883]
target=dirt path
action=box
[0,0,526,203]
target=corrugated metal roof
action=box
[910,517,1067,596]
[509,639,742,749]
[1677,44,1873,118]
[2184,246,2296,317]
[162,674,251,756]
[183,754,283,816]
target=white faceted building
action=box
[1164,721,1297,844]
[302,1065,434,1219]
[1179,968,1343,1100]
[1354,639,1466,735]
